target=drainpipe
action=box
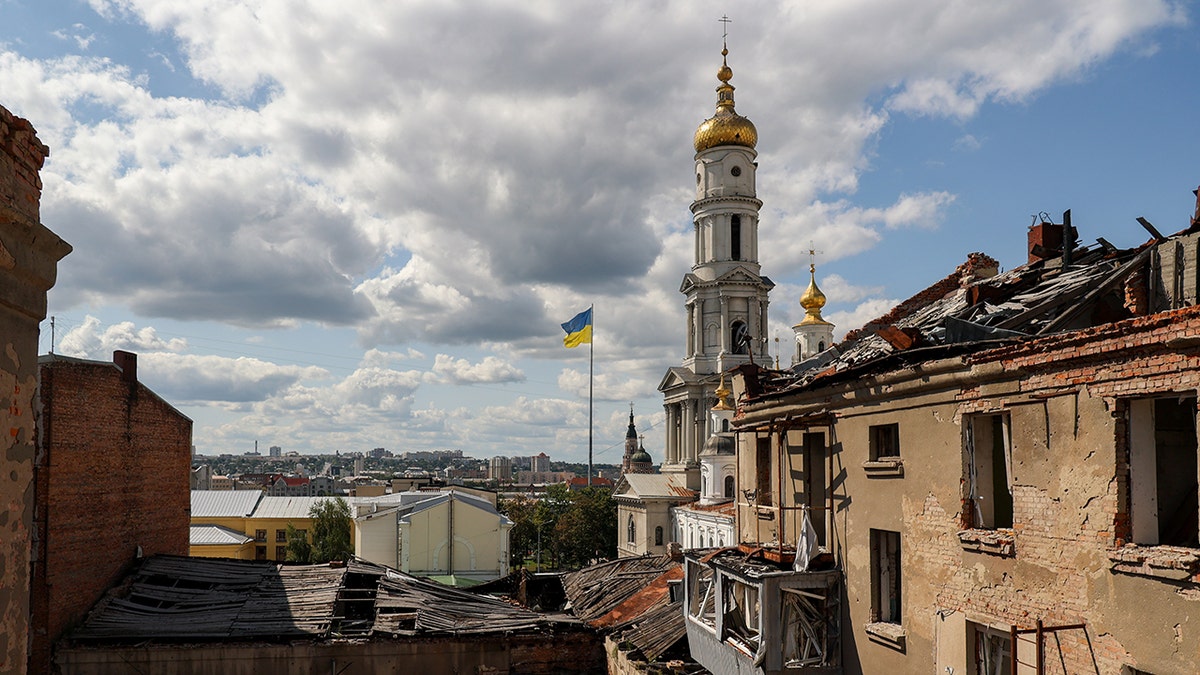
[447,494,454,578]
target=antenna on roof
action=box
[49,316,55,354]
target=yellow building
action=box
[190,491,352,561]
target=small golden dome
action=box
[798,264,832,326]
[712,371,733,411]
[694,47,758,153]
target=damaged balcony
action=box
[684,545,841,675]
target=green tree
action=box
[553,487,616,568]
[309,497,352,562]
[500,494,540,568]
[284,523,312,563]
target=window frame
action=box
[964,412,1013,530]
[869,529,901,625]
[1127,395,1199,547]
[869,423,900,461]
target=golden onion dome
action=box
[797,264,832,326]
[694,46,758,153]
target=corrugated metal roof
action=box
[191,490,263,518]
[252,495,339,519]
[189,524,252,546]
[618,474,696,500]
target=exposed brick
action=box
[29,354,192,672]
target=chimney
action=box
[113,350,137,384]
[1028,218,1064,264]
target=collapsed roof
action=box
[745,209,1200,402]
[67,555,579,644]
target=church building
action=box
[659,43,773,490]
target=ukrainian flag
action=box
[561,308,593,348]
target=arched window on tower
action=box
[627,515,636,544]
[724,475,735,499]
[731,320,748,354]
[730,215,742,261]
[818,340,826,352]
[655,526,663,546]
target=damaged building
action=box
[686,195,1200,674]
[54,554,605,674]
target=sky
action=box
[2,0,1197,462]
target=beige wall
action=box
[734,307,1200,674]
[617,500,673,557]
[402,499,508,577]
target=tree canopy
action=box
[308,497,352,563]
[500,484,616,571]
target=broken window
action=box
[687,561,717,629]
[870,423,900,460]
[722,577,761,650]
[965,413,1013,529]
[755,436,773,506]
[869,529,901,624]
[782,586,836,668]
[1128,396,1199,547]
[971,622,1012,675]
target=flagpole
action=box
[588,303,594,488]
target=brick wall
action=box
[30,353,191,672]
[0,103,70,675]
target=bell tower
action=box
[660,40,773,489]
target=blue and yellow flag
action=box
[561,308,593,348]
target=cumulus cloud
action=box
[7,0,1180,346]
[1,0,1187,455]
[136,352,328,403]
[58,314,187,356]
[428,354,524,385]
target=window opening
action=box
[966,413,1012,529]
[870,529,901,624]
[731,215,742,260]
[655,526,664,546]
[803,432,827,544]
[869,423,900,460]
[722,577,761,650]
[688,562,717,629]
[627,515,636,544]
[1129,396,1199,546]
[724,474,735,499]
[782,586,835,668]
[731,320,749,355]
[756,436,772,506]
[971,623,1012,675]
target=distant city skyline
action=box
[2,1,1196,459]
